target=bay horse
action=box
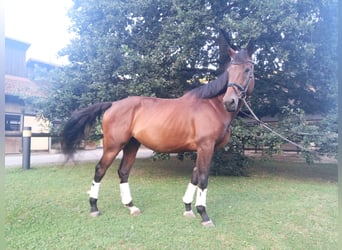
[61,41,256,227]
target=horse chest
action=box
[218,127,231,147]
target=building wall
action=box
[5,113,51,154]
[5,38,30,77]
[5,101,23,154]
[5,99,23,113]
[24,115,50,151]
[4,37,53,154]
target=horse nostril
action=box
[224,97,238,112]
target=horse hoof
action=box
[89,211,100,217]
[201,220,215,227]
[183,210,196,218]
[129,206,141,216]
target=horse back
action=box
[102,96,232,153]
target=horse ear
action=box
[219,29,234,51]
[228,47,236,58]
[246,39,256,57]
[219,29,231,46]
[218,29,234,72]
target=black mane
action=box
[187,71,228,99]
[187,48,251,99]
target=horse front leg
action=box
[195,176,213,227]
[195,145,215,227]
[182,168,198,218]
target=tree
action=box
[38,0,337,121]
[34,0,337,170]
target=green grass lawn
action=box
[5,158,337,249]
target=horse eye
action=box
[244,68,250,73]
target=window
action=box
[5,114,21,131]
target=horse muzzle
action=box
[223,95,239,112]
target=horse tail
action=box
[61,102,113,157]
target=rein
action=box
[241,99,315,153]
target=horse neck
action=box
[215,93,225,103]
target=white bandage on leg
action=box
[195,188,208,207]
[120,183,133,205]
[182,183,197,204]
[88,181,101,199]
[128,206,141,216]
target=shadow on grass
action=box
[247,159,337,182]
[131,156,337,183]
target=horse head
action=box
[223,41,256,112]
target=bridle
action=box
[226,59,255,100]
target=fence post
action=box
[22,126,32,170]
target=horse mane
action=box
[187,71,228,99]
[187,48,252,99]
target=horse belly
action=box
[133,122,196,153]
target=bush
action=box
[210,148,249,176]
[210,106,338,176]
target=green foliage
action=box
[210,105,338,175]
[210,118,251,176]
[177,152,197,162]
[315,110,338,156]
[210,148,249,176]
[152,152,171,161]
[38,0,337,121]
[32,0,337,173]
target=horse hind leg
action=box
[118,138,141,216]
[88,147,121,217]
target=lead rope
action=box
[241,99,314,153]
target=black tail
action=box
[61,102,112,157]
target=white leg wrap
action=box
[88,181,101,199]
[195,188,207,207]
[128,206,141,215]
[120,183,133,205]
[182,183,197,204]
